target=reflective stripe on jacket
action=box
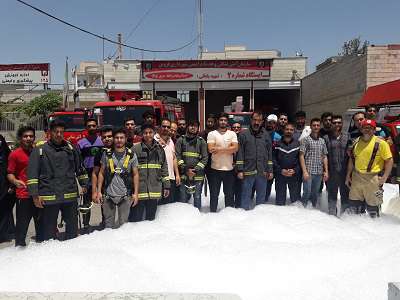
[236,128,273,176]
[27,140,88,205]
[133,141,170,200]
[175,135,208,181]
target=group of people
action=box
[0,104,395,247]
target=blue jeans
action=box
[302,174,322,207]
[179,180,203,210]
[241,175,267,210]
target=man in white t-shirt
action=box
[207,112,238,212]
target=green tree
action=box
[339,36,370,56]
[14,91,62,117]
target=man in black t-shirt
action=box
[92,126,113,228]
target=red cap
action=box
[361,119,376,128]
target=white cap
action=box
[267,114,278,122]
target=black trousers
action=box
[208,169,235,212]
[40,201,78,241]
[0,192,15,242]
[234,176,242,208]
[130,199,158,222]
[275,175,301,206]
[15,198,40,246]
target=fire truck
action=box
[93,93,185,128]
[45,109,90,145]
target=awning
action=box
[358,79,400,106]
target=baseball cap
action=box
[267,114,278,122]
[361,119,376,128]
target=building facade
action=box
[302,44,400,118]
[75,45,307,127]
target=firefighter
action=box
[27,119,88,241]
[175,119,208,210]
[131,124,170,221]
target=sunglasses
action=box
[162,125,171,129]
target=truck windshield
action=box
[48,115,85,132]
[94,106,154,127]
[228,114,251,129]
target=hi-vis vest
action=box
[133,141,170,200]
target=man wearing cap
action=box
[345,119,393,217]
[265,114,281,202]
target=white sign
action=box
[141,60,271,82]
[0,63,50,84]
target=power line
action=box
[15,0,198,53]
[109,0,162,59]
[125,0,162,43]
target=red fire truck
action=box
[92,95,185,128]
[45,110,89,145]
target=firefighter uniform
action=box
[175,135,208,209]
[27,140,88,241]
[236,127,273,210]
[130,141,170,221]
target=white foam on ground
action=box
[0,184,400,300]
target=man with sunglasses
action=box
[155,118,181,204]
[323,115,351,215]
[77,118,103,233]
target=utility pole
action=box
[197,0,204,59]
[117,33,123,59]
[62,56,69,109]
[102,34,105,61]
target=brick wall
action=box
[366,45,400,87]
[270,58,307,81]
[301,55,367,118]
[302,45,400,118]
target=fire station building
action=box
[74,45,307,127]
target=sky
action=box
[1,0,400,84]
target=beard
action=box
[177,128,186,135]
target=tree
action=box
[14,91,62,117]
[339,36,370,56]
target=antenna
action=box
[197,0,204,59]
